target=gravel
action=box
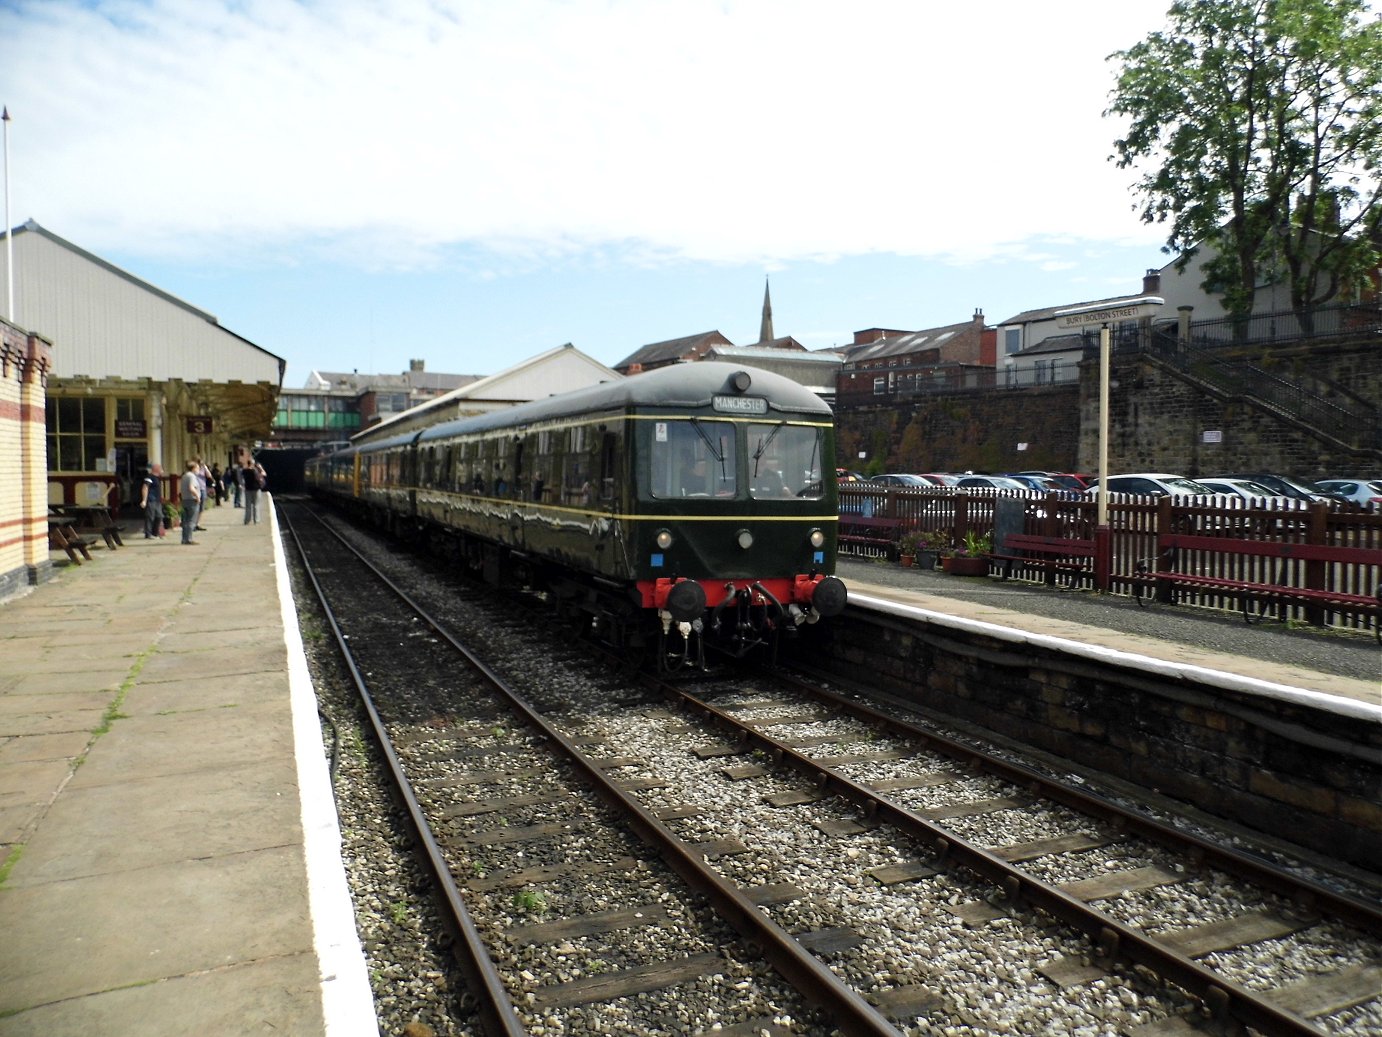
[286,516,1382,1037]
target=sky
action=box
[2,0,1180,387]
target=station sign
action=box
[1054,296,1164,329]
[186,415,213,435]
[115,419,147,438]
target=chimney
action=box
[1142,269,1161,295]
[973,307,984,328]
[409,359,425,372]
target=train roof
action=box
[415,362,833,444]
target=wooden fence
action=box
[837,485,1382,637]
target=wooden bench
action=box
[48,519,98,565]
[837,516,905,559]
[53,504,125,549]
[1134,533,1382,641]
[992,533,1097,586]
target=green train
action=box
[305,362,847,671]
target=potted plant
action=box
[920,529,951,569]
[897,528,925,567]
[942,529,992,575]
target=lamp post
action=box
[2,106,11,323]
[1053,296,1163,589]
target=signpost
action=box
[1052,295,1163,588]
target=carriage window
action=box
[748,423,824,500]
[648,419,737,500]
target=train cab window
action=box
[648,419,737,500]
[748,423,825,500]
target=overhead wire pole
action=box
[2,106,11,323]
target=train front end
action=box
[626,367,847,670]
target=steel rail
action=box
[293,503,905,1037]
[782,665,1382,936]
[664,673,1350,1037]
[280,504,529,1037]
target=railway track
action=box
[282,501,878,1035]
[283,500,1382,1036]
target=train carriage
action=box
[307,363,846,669]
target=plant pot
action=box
[899,554,915,567]
[943,555,989,576]
[916,549,939,571]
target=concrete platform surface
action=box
[0,499,376,1037]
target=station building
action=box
[0,221,283,595]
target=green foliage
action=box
[1106,0,1382,316]
[951,530,993,557]
[899,528,950,555]
[513,888,548,915]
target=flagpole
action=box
[2,106,11,323]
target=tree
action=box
[1107,0,1382,319]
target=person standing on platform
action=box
[140,463,164,538]
[242,460,262,524]
[180,460,203,545]
[194,458,211,530]
[211,463,225,506]
[232,461,244,507]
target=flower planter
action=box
[942,555,989,576]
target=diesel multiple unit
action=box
[305,362,847,670]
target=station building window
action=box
[47,396,106,471]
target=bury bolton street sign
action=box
[1054,296,1164,328]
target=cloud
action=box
[4,0,1170,269]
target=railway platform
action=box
[0,499,375,1037]
[836,557,1380,708]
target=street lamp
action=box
[1052,296,1163,587]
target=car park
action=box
[1084,474,1216,497]
[917,473,962,486]
[1314,478,1382,508]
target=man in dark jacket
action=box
[139,464,164,538]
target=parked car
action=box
[1003,473,1064,492]
[1208,473,1335,503]
[1084,474,1216,497]
[955,474,1031,491]
[869,473,932,487]
[917,473,962,486]
[835,468,866,483]
[1314,478,1382,508]
[1015,470,1091,491]
[1195,476,1295,505]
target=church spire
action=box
[758,277,774,343]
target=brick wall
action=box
[0,321,54,596]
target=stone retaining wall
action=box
[804,608,1382,870]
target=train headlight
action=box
[655,529,674,550]
[809,528,825,549]
[735,528,754,550]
